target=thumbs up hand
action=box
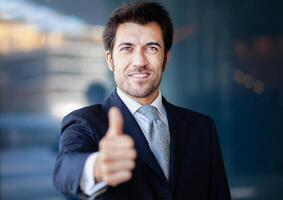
[94,107,137,186]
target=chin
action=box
[126,87,156,98]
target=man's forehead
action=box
[114,22,164,46]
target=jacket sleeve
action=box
[209,119,231,200]
[53,109,99,198]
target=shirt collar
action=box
[116,87,164,115]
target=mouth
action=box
[128,72,150,80]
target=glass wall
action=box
[1,0,282,199]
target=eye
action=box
[145,46,158,54]
[120,46,133,53]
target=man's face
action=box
[105,22,169,103]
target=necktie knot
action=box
[138,105,159,121]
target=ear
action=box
[165,51,170,64]
[105,50,114,71]
[163,51,170,70]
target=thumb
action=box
[107,107,124,137]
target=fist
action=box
[94,107,137,186]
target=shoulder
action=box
[64,104,106,120]
[61,104,107,130]
[165,101,215,126]
[164,101,218,143]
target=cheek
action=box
[113,64,127,83]
[148,53,164,66]
[113,68,122,80]
[113,54,130,70]
[151,59,164,74]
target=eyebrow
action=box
[146,42,161,47]
[118,42,134,47]
[118,42,161,47]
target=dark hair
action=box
[103,2,173,53]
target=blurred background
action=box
[0,0,282,199]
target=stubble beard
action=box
[112,59,165,99]
[124,81,160,98]
[115,72,162,99]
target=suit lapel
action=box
[163,98,188,192]
[103,90,167,181]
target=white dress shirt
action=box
[80,87,169,198]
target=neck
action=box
[135,90,159,105]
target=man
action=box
[53,2,231,200]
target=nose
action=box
[132,49,148,67]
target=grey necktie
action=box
[138,105,170,180]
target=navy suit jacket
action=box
[53,90,231,200]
